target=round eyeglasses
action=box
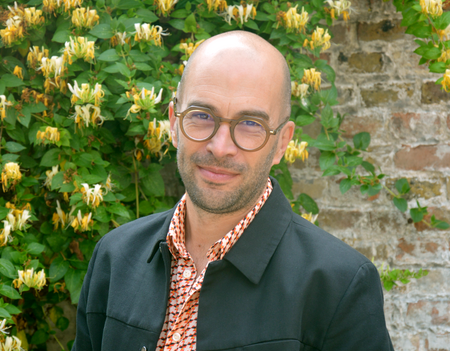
[174,105,290,152]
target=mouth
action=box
[197,165,239,183]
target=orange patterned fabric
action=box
[156,178,273,350]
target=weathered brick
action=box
[330,23,350,44]
[361,85,399,107]
[291,177,326,199]
[319,209,364,230]
[422,82,450,104]
[394,145,450,171]
[406,300,450,328]
[357,20,406,42]
[348,52,383,73]
[389,112,441,141]
[340,114,383,138]
[447,115,450,130]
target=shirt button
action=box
[140,347,147,351]
[183,269,192,279]
[173,332,181,342]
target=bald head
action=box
[177,31,291,121]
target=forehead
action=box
[181,46,284,121]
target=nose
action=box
[205,122,239,158]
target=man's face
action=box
[170,46,291,214]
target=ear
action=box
[271,121,295,166]
[168,101,178,149]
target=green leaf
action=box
[0,308,11,319]
[434,221,450,230]
[393,197,407,212]
[322,165,341,176]
[94,206,111,223]
[56,316,70,331]
[184,13,197,33]
[296,115,315,126]
[117,0,144,9]
[0,258,17,279]
[171,9,188,18]
[65,268,84,304]
[361,161,375,174]
[410,208,424,223]
[339,178,352,194]
[319,151,335,170]
[98,49,120,62]
[129,50,151,62]
[299,193,319,214]
[52,30,71,43]
[353,132,371,150]
[395,178,410,194]
[141,170,165,197]
[82,174,104,184]
[0,208,9,221]
[4,304,21,315]
[89,24,114,39]
[1,74,24,87]
[5,142,26,153]
[429,61,447,73]
[0,284,21,300]
[136,9,158,23]
[40,148,62,167]
[30,329,49,345]
[244,19,259,30]
[422,47,442,60]
[106,203,130,218]
[49,257,70,282]
[27,243,45,255]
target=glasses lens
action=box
[234,119,267,150]
[182,110,215,140]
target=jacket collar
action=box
[147,177,293,285]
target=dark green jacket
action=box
[72,178,393,351]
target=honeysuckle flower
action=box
[155,0,179,16]
[52,200,68,230]
[144,119,172,158]
[13,268,47,290]
[0,319,9,335]
[23,7,45,26]
[302,68,321,91]
[12,66,23,79]
[126,87,163,118]
[278,5,309,33]
[0,335,22,351]
[43,0,83,14]
[441,69,450,92]
[325,0,352,20]
[435,24,450,41]
[68,81,104,106]
[72,7,99,29]
[39,56,65,78]
[81,183,103,208]
[1,162,22,192]
[302,213,318,223]
[110,32,129,46]
[0,17,24,46]
[437,48,450,62]
[0,95,13,121]
[27,46,49,69]
[102,173,115,194]
[291,82,310,99]
[134,24,168,46]
[43,165,59,190]
[36,126,60,144]
[0,221,13,247]
[303,27,331,52]
[16,210,31,231]
[63,37,95,64]
[220,4,256,25]
[71,210,93,232]
[180,40,205,58]
[285,140,309,164]
[206,0,228,12]
[420,0,443,17]
[70,104,105,130]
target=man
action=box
[72,31,393,351]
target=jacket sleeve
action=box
[71,239,102,351]
[322,262,394,351]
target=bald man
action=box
[72,32,393,351]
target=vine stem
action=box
[41,306,66,351]
[132,155,139,219]
[381,183,398,198]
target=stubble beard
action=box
[177,141,277,215]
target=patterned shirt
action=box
[156,178,273,350]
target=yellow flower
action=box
[435,24,450,41]
[0,17,24,46]
[36,126,60,144]
[110,32,130,47]
[43,165,59,190]
[64,37,95,64]
[1,162,22,192]
[303,27,331,52]
[44,0,83,14]
[39,56,65,79]
[0,335,22,351]
[302,212,318,223]
[291,81,310,99]
[81,183,103,208]
[285,140,309,164]
[0,95,13,121]
[442,69,450,92]
[102,173,115,194]
[0,220,13,247]
[27,46,49,69]
[180,40,205,59]
[126,87,163,118]
[144,119,172,158]
[155,0,179,16]
[70,104,105,130]
[52,200,68,230]
[206,0,228,12]
[13,268,46,290]
[302,68,321,91]
[12,66,23,79]
[71,210,94,232]
[23,7,45,26]
[221,4,256,25]
[68,81,104,106]
[325,0,352,21]
[420,0,443,17]
[134,23,168,46]
[72,7,99,29]
[278,6,309,33]
[437,48,450,63]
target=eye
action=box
[190,111,213,121]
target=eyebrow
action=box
[187,100,270,121]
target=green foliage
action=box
[377,261,429,291]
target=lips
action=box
[197,165,239,182]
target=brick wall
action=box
[289,0,450,349]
